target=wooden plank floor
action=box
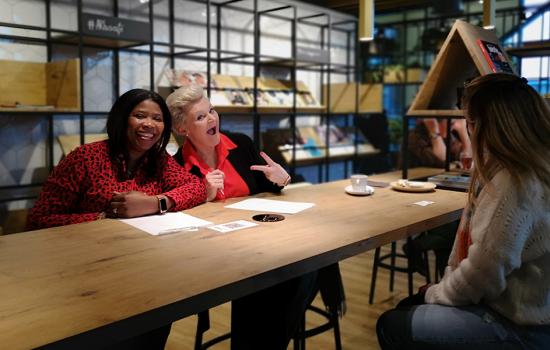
[165,242,433,350]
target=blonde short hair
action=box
[166,83,205,128]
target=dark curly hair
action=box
[106,89,172,179]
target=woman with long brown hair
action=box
[377,73,550,349]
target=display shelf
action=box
[506,41,550,58]
[279,144,379,166]
[0,0,361,201]
[403,19,515,179]
[407,20,515,117]
[0,58,81,112]
[163,73,325,113]
[323,83,383,114]
[0,185,42,204]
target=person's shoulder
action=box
[172,146,185,166]
[68,140,108,158]
[489,168,544,205]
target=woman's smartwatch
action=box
[157,195,168,214]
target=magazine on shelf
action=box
[298,126,323,157]
[225,89,250,105]
[165,69,212,88]
[246,90,271,106]
[298,92,319,107]
[477,39,514,74]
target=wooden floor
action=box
[165,242,433,350]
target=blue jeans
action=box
[377,302,550,349]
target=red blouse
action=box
[27,140,206,230]
[181,133,249,201]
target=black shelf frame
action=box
[0,0,362,202]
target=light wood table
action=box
[0,179,466,349]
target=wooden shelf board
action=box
[215,105,325,114]
[0,107,81,113]
[506,41,550,57]
[407,109,464,117]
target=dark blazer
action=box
[173,132,282,195]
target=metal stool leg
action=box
[369,247,381,304]
[389,241,397,292]
[406,237,414,296]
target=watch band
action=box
[429,131,441,140]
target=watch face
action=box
[159,196,168,213]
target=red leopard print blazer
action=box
[27,140,206,230]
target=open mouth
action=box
[207,126,217,135]
[137,132,155,140]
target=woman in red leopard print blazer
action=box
[26,89,207,349]
[27,89,206,231]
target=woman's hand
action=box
[205,169,225,201]
[250,152,290,187]
[423,118,440,135]
[110,191,158,218]
[452,119,472,154]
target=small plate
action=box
[390,181,436,193]
[345,185,374,196]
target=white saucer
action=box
[345,185,374,196]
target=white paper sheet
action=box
[119,212,213,236]
[208,220,258,233]
[224,198,315,214]
[413,200,435,207]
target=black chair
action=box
[293,263,343,350]
[195,264,344,350]
[369,236,431,304]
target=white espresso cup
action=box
[350,174,369,192]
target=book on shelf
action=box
[477,39,514,74]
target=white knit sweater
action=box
[425,169,550,325]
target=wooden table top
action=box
[0,179,466,349]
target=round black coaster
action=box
[252,214,285,222]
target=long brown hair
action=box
[462,73,550,204]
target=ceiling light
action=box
[359,0,374,41]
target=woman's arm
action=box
[425,172,533,305]
[26,148,100,230]
[161,155,207,211]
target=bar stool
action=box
[368,236,431,304]
[195,264,344,350]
